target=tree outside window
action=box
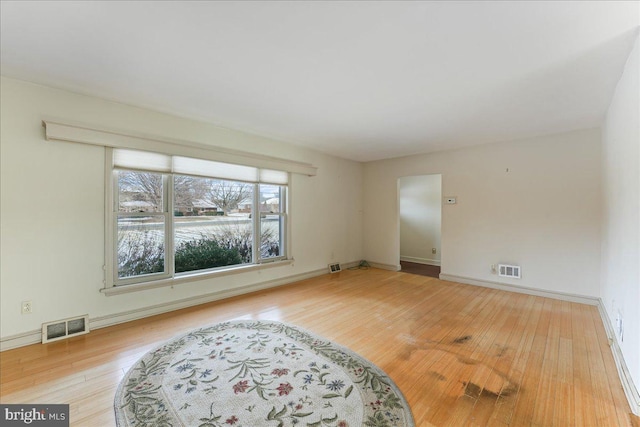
[116,170,285,281]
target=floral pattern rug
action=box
[115,320,414,427]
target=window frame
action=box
[115,172,173,285]
[257,184,287,261]
[104,148,291,293]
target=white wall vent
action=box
[498,264,521,279]
[328,263,342,273]
[42,314,89,344]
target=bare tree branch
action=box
[208,181,252,215]
[119,171,163,210]
[118,172,210,212]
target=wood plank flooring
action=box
[0,268,635,426]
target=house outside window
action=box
[110,148,288,287]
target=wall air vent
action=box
[328,263,342,274]
[498,264,521,279]
[42,314,89,344]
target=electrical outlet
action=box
[21,301,32,314]
[616,311,624,342]
[491,264,497,274]
[432,248,437,254]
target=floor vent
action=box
[328,262,342,273]
[498,264,521,279]
[42,314,89,344]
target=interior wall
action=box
[363,128,602,297]
[601,33,639,396]
[0,76,364,341]
[399,174,442,266]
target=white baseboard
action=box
[597,300,640,416]
[438,273,599,305]
[368,261,401,271]
[340,260,362,269]
[400,256,441,266]
[0,329,42,351]
[0,266,330,352]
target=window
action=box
[110,149,288,287]
[117,171,168,280]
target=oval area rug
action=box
[115,320,414,427]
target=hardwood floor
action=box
[0,269,635,426]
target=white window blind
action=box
[113,149,172,172]
[259,169,289,185]
[173,156,258,182]
[113,148,288,184]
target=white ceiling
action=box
[1,1,638,162]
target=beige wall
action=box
[364,128,602,297]
[601,33,640,395]
[0,77,364,340]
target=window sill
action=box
[100,259,294,296]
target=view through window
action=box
[115,168,286,284]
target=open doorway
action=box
[398,174,442,278]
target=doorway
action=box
[398,174,442,278]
